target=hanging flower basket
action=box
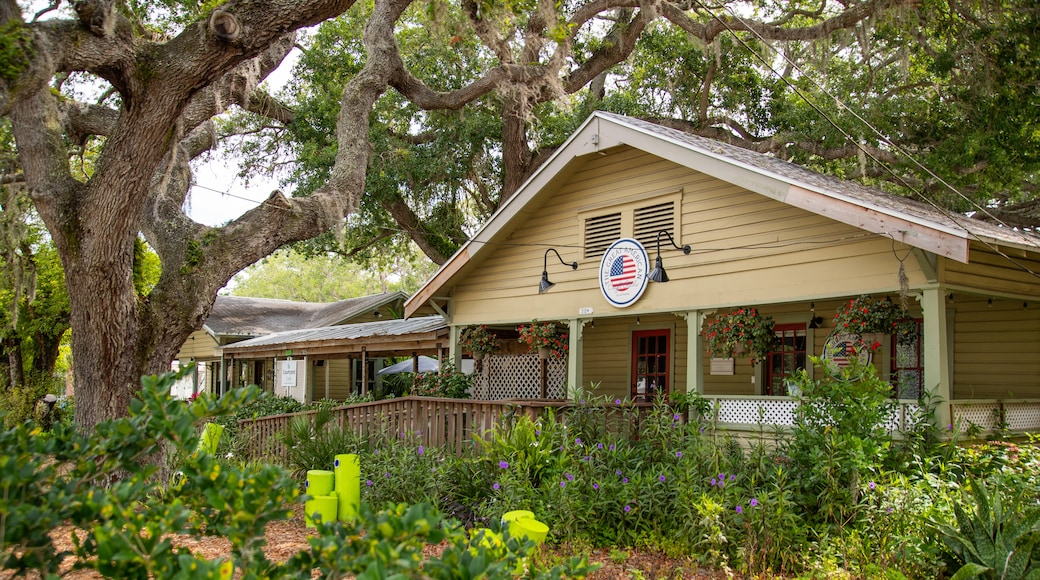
[517,321,568,360]
[833,295,919,345]
[702,307,777,361]
[459,325,500,357]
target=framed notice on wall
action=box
[710,358,735,375]
[280,360,298,388]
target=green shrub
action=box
[280,406,364,477]
[411,361,472,398]
[782,354,895,525]
[931,475,1040,580]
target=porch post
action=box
[449,325,462,368]
[921,286,953,430]
[684,311,705,394]
[566,319,586,399]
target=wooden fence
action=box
[237,397,660,465]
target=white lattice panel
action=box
[1005,403,1040,431]
[952,403,999,433]
[472,354,566,400]
[717,398,797,426]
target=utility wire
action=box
[692,0,1040,280]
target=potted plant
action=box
[702,307,777,362]
[517,321,568,359]
[833,295,918,345]
[458,325,500,359]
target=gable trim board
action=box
[405,112,1039,318]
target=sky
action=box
[186,49,300,227]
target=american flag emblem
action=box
[610,255,636,291]
[831,339,850,368]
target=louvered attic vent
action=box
[584,212,622,258]
[634,201,675,247]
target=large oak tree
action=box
[5,0,1023,428]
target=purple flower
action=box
[699,426,705,433]
[729,474,736,481]
[735,505,743,514]
[566,472,574,481]
[597,443,604,450]
[366,479,373,486]
[609,444,616,452]
[887,507,894,513]
[385,473,390,478]
[868,481,876,490]
[675,451,683,458]
[374,449,379,455]
[583,455,590,462]
[623,505,631,513]
[493,482,500,490]
[710,478,717,487]
[673,413,681,421]
[622,477,629,484]
[750,498,758,507]
[575,438,582,445]
[592,482,599,490]
[417,445,424,456]
[616,469,623,476]
[499,460,509,469]
[615,399,621,405]
[560,481,566,488]
[535,429,541,436]
[659,475,666,482]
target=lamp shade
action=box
[538,271,554,293]
[647,256,668,283]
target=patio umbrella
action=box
[376,356,440,375]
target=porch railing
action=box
[237,396,1040,465]
[237,396,659,465]
[948,399,1040,435]
[698,395,923,433]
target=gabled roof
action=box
[222,316,448,358]
[405,111,1040,317]
[204,291,407,338]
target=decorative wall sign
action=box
[599,238,649,308]
[821,332,871,369]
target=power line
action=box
[691,0,1040,280]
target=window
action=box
[766,323,807,396]
[631,329,670,401]
[352,358,378,394]
[891,319,923,399]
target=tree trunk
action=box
[3,337,24,389]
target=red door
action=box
[632,329,670,401]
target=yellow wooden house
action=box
[176,291,413,399]
[404,111,1040,435]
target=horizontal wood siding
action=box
[945,244,1040,297]
[449,147,928,325]
[310,359,353,401]
[953,296,1040,399]
[177,330,221,361]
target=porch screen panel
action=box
[632,329,670,401]
[892,319,923,399]
[766,324,807,396]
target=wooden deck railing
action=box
[237,397,661,465]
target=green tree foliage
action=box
[0,367,594,578]
[229,248,435,302]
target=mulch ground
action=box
[2,511,739,579]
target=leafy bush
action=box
[782,354,895,525]
[931,475,1040,579]
[411,361,472,398]
[280,406,364,477]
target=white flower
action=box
[225,452,234,460]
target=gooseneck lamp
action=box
[539,248,578,293]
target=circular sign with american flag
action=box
[599,238,649,308]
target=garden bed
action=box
[12,512,742,579]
